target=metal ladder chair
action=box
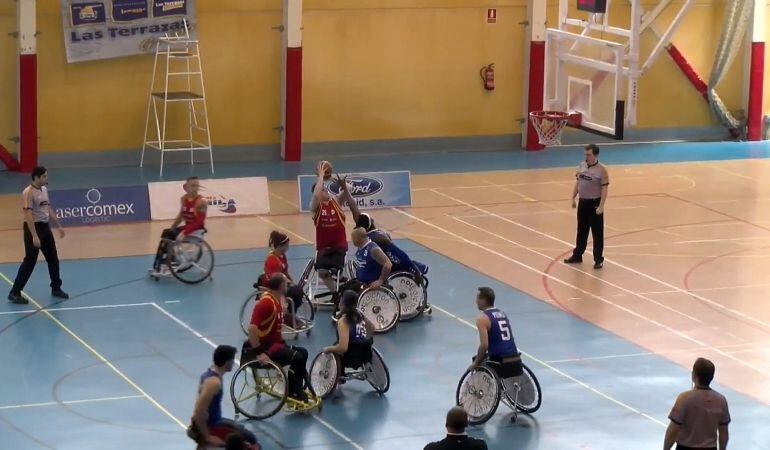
[141,19,213,177]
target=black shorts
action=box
[315,248,346,272]
[342,340,373,369]
[489,355,523,379]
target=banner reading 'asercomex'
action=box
[49,185,151,227]
[297,171,412,213]
[148,177,270,220]
[61,0,197,63]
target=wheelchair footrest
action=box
[283,392,322,412]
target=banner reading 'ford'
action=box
[50,185,151,226]
[297,171,412,213]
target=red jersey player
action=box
[151,176,207,276]
[309,162,348,292]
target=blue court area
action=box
[0,241,768,449]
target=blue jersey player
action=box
[470,287,523,378]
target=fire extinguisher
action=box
[480,63,495,91]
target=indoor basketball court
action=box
[0,1,769,449]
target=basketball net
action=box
[529,111,570,146]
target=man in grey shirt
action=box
[664,358,730,450]
[8,166,68,304]
[564,144,610,269]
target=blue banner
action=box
[297,171,412,213]
[153,0,187,17]
[111,0,149,22]
[70,2,107,26]
[49,185,151,227]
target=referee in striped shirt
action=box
[7,167,68,304]
[564,144,609,269]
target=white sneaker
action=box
[149,267,171,278]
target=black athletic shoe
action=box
[563,256,582,264]
[593,261,603,269]
[51,289,69,299]
[7,292,28,304]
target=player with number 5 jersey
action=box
[470,287,523,377]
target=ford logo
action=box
[330,176,383,198]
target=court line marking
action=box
[0,395,144,411]
[545,341,770,364]
[430,188,770,332]
[450,215,703,324]
[428,303,666,427]
[0,301,156,316]
[270,191,300,209]
[150,302,365,450]
[0,273,186,429]
[259,216,313,244]
[394,207,768,377]
[638,281,770,295]
[412,174,687,191]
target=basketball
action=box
[319,160,333,180]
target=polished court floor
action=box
[1,143,769,449]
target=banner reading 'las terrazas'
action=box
[61,0,197,63]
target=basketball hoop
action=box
[529,111,570,146]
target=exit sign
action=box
[577,0,607,13]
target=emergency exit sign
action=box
[487,9,497,24]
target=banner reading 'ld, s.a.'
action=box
[297,171,412,213]
[49,185,151,227]
[61,0,197,63]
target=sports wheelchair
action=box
[308,345,390,398]
[302,254,357,308]
[149,229,214,284]
[387,270,431,321]
[238,282,316,341]
[455,355,542,424]
[230,353,321,420]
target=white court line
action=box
[430,188,770,332]
[259,216,313,244]
[150,302,365,450]
[0,301,155,316]
[450,215,703,324]
[428,303,665,427]
[394,207,767,377]
[270,191,300,209]
[545,341,770,364]
[165,300,181,304]
[639,281,770,295]
[412,174,687,192]
[0,395,144,411]
[673,236,768,244]
[0,273,186,429]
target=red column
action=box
[19,54,38,172]
[525,42,546,151]
[281,0,303,161]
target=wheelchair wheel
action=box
[309,352,340,399]
[239,292,259,336]
[230,360,287,420]
[169,237,214,284]
[357,287,400,333]
[283,294,316,340]
[387,272,425,322]
[502,363,542,414]
[456,365,501,425]
[365,347,390,394]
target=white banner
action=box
[148,177,269,220]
